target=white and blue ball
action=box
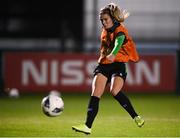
[41,94,64,117]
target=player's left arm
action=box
[111,34,125,55]
[106,33,125,62]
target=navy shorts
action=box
[93,62,127,83]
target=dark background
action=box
[0,1,83,39]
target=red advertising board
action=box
[4,52,176,93]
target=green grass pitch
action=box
[0,92,180,137]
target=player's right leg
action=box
[72,73,107,134]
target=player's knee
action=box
[91,89,104,98]
[110,89,120,96]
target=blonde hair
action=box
[100,3,130,22]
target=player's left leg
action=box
[110,76,145,127]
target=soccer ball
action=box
[41,94,64,117]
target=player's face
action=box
[100,14,114,29]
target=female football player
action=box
[72,3,145,134]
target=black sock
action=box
[114,91,138,119]
[85,96,100,128]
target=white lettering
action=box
[50,60,58,85]
[136,60,160,85]
[61,60,84,85]
[22,60,47,85]
[21,58,160,88]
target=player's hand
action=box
[106,54,115,63]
